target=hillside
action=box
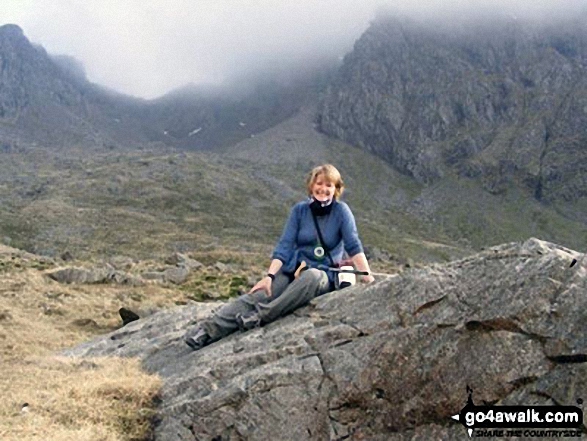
[0,110,461,266]
[0,24,148,148]
[1,18,587,261]
[3,105,587,268]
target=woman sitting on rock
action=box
[184,163,374,350]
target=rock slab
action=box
[65,239,587,440]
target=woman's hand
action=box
[249,260,283,297]
[361,274,375,284]
[351,252,375,285]
[248,276,273,297]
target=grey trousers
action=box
[200,268,330,341]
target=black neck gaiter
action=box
[309,198,335,216]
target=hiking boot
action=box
[184,327,211,351]
[236,311,261,331]
[119,307,140,326]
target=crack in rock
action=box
[412,295,447,316]
[547,354,587,364]
[464,317,549,343]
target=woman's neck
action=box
[310,197,335,216]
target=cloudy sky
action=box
[0,1,584,99]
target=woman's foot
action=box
[184,327,211,351]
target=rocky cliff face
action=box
[66,238,587,440]
[317,15,587,209]
[0,24,99,146]
[0,24,167,149]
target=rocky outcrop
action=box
[164,253,203,271]
[46,253,204,285]
[65,239,587,440]
[0,24,109,147]
[317,15,587,208]
[47,262,199,286]
[141,266,190,285]
[47,266,143,285]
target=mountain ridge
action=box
[1,19,587,260]
[316,14,587,220]
[0,24,322,151]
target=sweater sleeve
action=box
[271,204,300,264]
[339,202,364,257]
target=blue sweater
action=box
[272,199,364,281]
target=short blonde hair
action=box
[306,164,345,200]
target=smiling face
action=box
[306,164,344,200]
[311,173,335,203]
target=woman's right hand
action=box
[248,276,273,297]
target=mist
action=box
[0,0,585,99]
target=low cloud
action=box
[0,0,584,99]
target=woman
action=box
[184,164,374,350]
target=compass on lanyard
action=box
[310,204,329,262]
[314,243,325,259]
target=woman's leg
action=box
[253,268,330,325]
[186,271,291,344]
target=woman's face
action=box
[311,174,335,202]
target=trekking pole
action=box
[318,265,370,276]
[317,265,397,279]
[370,272,398,278]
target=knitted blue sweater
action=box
[271,199,364,280]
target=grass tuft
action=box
[0,356,160,441]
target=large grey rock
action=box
[47,267,112,284]
[108,255,136,271]
[47,266,142,285]
[165,253,203,271]
[141,267,190,285]
[65,239,587,440]
[162,267,190,285]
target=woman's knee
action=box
[299,268,327,284]
[215,292,253,316]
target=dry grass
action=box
[0,357,160,441]
[0,237,400,440]
[0,251,186,441]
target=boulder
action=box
[64,239,587,440]
[140,271,167,282]
[163,266,190,285]
[214,261,232,273]
[47,267,111,284]
[108,255,135,271]
[141,267,190,285]
[165,252,203,270]
[47,266,142,285]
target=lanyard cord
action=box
[310,210,335,267]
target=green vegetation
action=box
[2,131,586,269]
